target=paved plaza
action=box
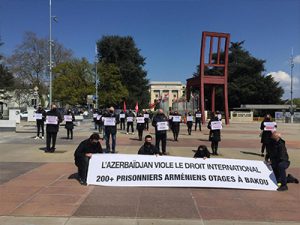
[0,119,299,225]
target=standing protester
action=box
[74,133,103,185]
[207,112,221,155]
[64,109,75,139]
[45,104,62,153]
[194,109,202,131]
[126,109,135,134]
[143,110,150,131]
[92,109,98,130]
[34,105,46,139]
[260,114,276,159]
[138,135,160,155]
[268,132,290,191]
[186,112,193,135]
[119,110,126,130]
[152,109,169,155]
[168,110,173,131]
[136,112,145,141]
[103,107,119,153]
[96,110,103,134]
[171,111,181,141]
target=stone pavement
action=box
[0,120,299,225]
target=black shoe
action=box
[78,178,87,186]
[162,152,167,155]
[277,185,288,191]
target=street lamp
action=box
[290,48,294,123]
[49,0,57,107]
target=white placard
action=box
[172,116,181,122]
[144,114,149,119]
[87,154,278,191]
[196,113,202,118]
[157,121,169,131]
[119,114,125,119]
[187,116,193,122]
[64,115,73,122]
[104,117,116,126]
[46,116,58,125]
[127,117,133,122]
[137,117,145,123]
[93,113,98,118]
[263,122,277,131]
[34,113,43,120]
[211,121,222,130]
[97,115,102,120]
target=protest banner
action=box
[264,122,277,131]
[46,116,58,125]
[211,121,222,130]
[87,154,278,191]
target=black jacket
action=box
[260,120,274,144]
[36,108,47,122]
[194,149,210,158]
[65,112,75,130]
[74,139,103,159]
[152,113,168,134]
[46,109,63,133]
[138,143,159,155]
[207,117,221,142]
[269,138,289,164]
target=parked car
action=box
[20,111,28,119]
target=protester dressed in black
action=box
[194,109,202,131]
[186,112,193,135]
[138,135,160,155]
[65,109,75,139]
[152,109,168,155]
[207,113,221,155]
[136,112,145,141]
[171,111,181,141]
[35,105,46,139]
[74,133,103,185]
[260,114,275,159]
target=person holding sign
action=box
[171,111,181,141]
[260,114,276,159]
[186,112,193,135]
[152,109,169,155]
[103,107,119,153]
[96,110,103,134]
[136,112,145,141]
[64,109,75,139]
[35,105,46,139]
[45,104,63,153]
[119,110,126,130]
[74,133,103,185]
[126,109,135,134]
[138,135,160,155]
[143,110,150,131]
[194,109,202,131]
[268,132,290,191]
[207,112,221,155]
[92,109,98,130]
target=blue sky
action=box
[1,0,300,99]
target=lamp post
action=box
[290,48,294,123]
[95,45,99,109]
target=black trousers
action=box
[172,126,180,141]
[75,156,90,182]
[211,141,219,154]
[120,119,125,130]
[187,124,192,135]
[67,129,73,139]
[127,122,134,133]
[145,120,149,130]
[46,132,57,151]
[138,129,143,141]
[195,119,201,131]
[272,161,290,186]
[155,133,167,153]
[37,121,44,137]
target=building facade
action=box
[149,81,186,110]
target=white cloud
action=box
[294,55,300,64]
[269,71,300,99]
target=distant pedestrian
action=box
[45,104,62,153]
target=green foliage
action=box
[97,35,150,109]
[98,62,128,107]
[53,58,94,106]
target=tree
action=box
[98,62,128,107]
[192,41,284,109]
[52,58,94,106]
[97,35,150,109]
[7,32,73,102]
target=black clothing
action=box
[187,117,193,135]
[171,115,181,141]
[35,108,46,137]
[138,143,159,155]
[136,116,145,141]
[119,112,126,130]
[126,111,135,133]
[207,117,221,155]
[270,138,290,186]
[144,113,149,130]
[194,111,202,131]
[103,112,118,152]
[74,139,103,182]
[260,119,276,158]
[194,149,210,158]
[65,112,75,139]
[46,109,62,152]
[152,113,168,154]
